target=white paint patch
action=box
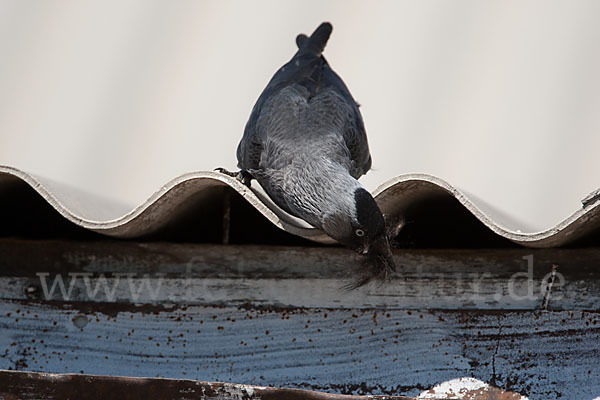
[417,377,528,399]
[219,383,258,398]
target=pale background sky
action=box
[0,0,599,232]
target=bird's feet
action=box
[214,167,237,177]
[214,168,253,187]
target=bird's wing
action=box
[324,64,372,179]
[297,23,372,178]
[237,22,372,178]
[237,24,330,171]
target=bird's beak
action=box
[367,235,396,275]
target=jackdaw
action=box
[219,22,396,287]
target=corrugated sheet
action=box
[1,165,599,247]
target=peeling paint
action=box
[417,377,527,399]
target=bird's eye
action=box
[355,229,365,237]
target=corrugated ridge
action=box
[1,165,599,247]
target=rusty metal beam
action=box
[0,370,529,399]
[0,370,413,399]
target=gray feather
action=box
[237,23,371,183]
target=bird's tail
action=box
[296,22,332,57]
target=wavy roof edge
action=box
[1,165,599,247]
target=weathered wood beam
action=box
[0,300,597,397]
[1,240,599,310]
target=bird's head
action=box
[322,187,396,286]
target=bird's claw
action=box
[214,168,253,187]
[214,167,237,177]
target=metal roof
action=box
[1,165,599,247]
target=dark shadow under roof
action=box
[1,165,599,247]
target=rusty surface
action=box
[0,370,530,400]
[0,370,412,399]
[0,299,597,397]
[0,239,598,398]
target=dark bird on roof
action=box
[218,22,395,287]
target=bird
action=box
[218,22,396,287]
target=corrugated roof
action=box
[1,165,599,247]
